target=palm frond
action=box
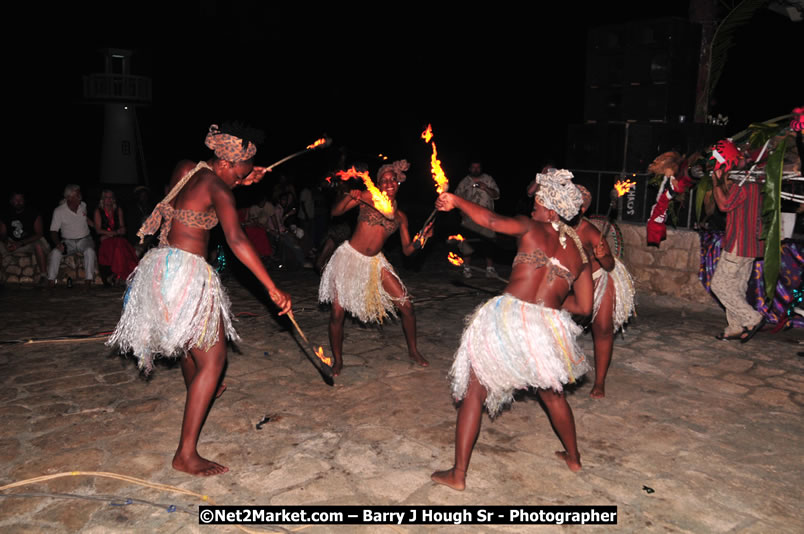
[708,0,768,102]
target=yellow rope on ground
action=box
[0,471,405,533]
[0,471,300,534]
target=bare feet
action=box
[555,451,582,472]
[430,467,465,491]
[331,359,343,377]
[215,382,227,399]
[172,452,229,476]
[409,350,429,367]
[590,384,605,399]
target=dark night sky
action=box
[10,2,801,214]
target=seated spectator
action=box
[0,191,50,284]
[268,192,308,268]
[240,196,274,260]
[127,185,156,258]
[94,189,139,286]
[47,184,96,287]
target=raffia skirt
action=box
[106,247,238,373]
[318,241,408,324]
[450,294,589,417]
[592,258,636,332]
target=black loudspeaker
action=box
[584,18,701,124]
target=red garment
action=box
[721,182,764,258]
[98,236,138,280]
[646,191,671,246]
[244,225,273,257]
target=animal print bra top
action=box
[512,248,575,287]
[136,161,220,246]
[357,203,399,233]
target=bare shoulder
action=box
[170,160,197,184]
[577,219,600,244]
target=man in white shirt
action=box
[453,161,501,278]
[47,184,96,286]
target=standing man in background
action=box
[453,161,500,278]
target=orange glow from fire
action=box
[314,346,332,367]
[614,179,637,197]
[448,234,465,242]
[421,124,433,143]
[447,252,464,266]
[335,167,394,217]
[306,138,327,150]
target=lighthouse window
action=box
[121,140,131,156]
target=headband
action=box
[534,168,583,220]
[204,124,257,163]
[377,159,410,183]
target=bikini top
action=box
[357,202,399,233]
[512,248,575,287]
[136,161,220,246]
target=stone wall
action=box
[618,222,712,304]
[1,251,102,285]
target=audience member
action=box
[0,191,49,284]
[94,189,139,286]
[453,161,501,278]
[128,185,156,257]
[241,196,274,260]
[47,184,96,287]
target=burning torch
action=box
[413,124,450,249]
[598,178,636,245]
[286,311,334,383]
[264,136,332,171]
[447,251,509,283]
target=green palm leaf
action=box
[708,0,768,103]
[761,139,785,301]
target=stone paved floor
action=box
[0,256,802,533]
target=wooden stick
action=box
[287,312,334,380]
[265,137,331,171]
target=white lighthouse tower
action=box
[83,48,151,185]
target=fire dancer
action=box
[573,185,636,398]
[431,168,593,491]
[319,160,432,376]
[107,123,292,476]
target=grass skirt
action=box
[592,258,636,332]
[107,247,238,373]
[450,294,589,417]
[318,241,407,324]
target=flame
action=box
[447,252,464,266]
[614,179,637,197]
[335,167,394,217]
[421,124,433,143]
[314,346,332,367]
[306,137,327,150]
[429,142,450,194]
[448,234,465,242]
[421,125,449,194]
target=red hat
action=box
[710,139,740,172]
